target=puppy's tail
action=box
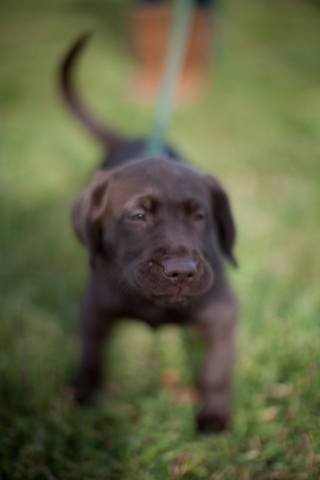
[60,34,122,146]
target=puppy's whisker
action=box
[116,278,130,301]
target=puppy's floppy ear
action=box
[72,170,110,267]
[204,175,237,266]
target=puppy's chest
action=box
[127,302,192,329]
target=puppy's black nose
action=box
[163,259,197,285]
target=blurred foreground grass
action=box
[1,0,320,478]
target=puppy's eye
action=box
[130,212,146,221]
[193,211,205,221]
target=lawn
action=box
[1,0,320,478]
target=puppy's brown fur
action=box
[61,36,238,432]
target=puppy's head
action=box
[72,158,236,307]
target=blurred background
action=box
[1,0,320,478]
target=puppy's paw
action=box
[63,385,94,405]
[74,388,95,405]
[196,410,230,432]
[196,391,231,433]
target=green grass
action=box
[1,0,320,478]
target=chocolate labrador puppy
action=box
[61,36,238,432]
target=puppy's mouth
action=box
[152,293,192,307]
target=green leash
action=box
[143,0,195,156]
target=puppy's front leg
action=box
[74,290,112,404]
[196,301,237,432]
